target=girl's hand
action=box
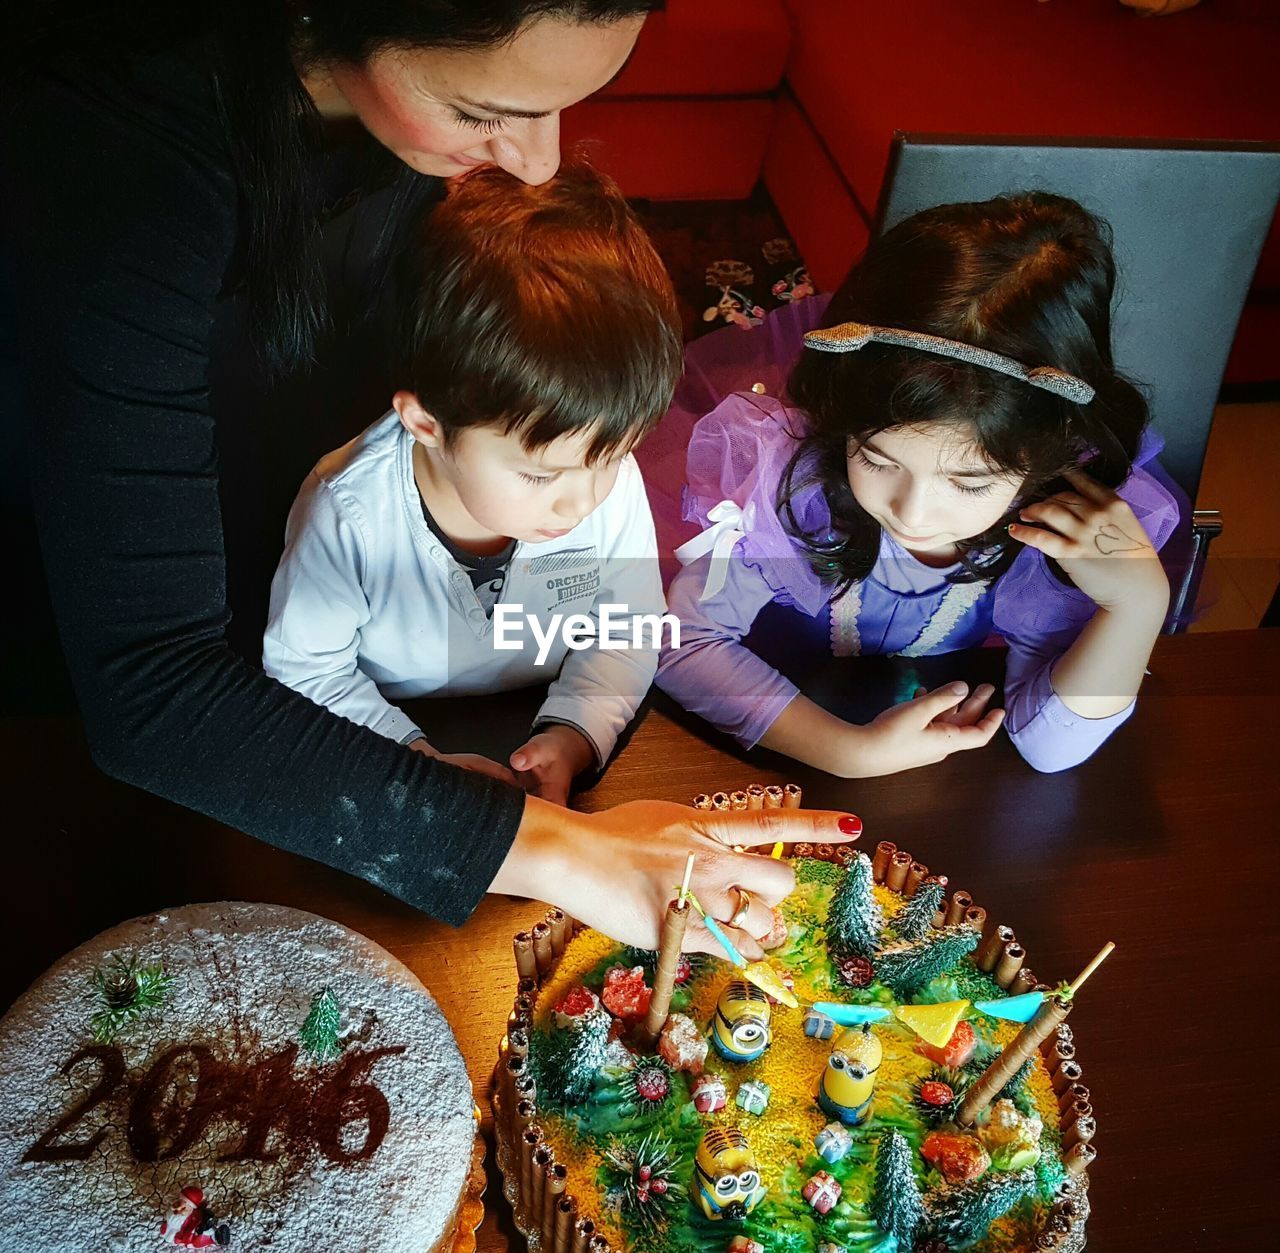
[852,682,1005,777]
[490,798,863,959]
[509,725,596,807]
[1010,471,1169,615]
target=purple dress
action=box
[647,301,1186,773]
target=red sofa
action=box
[563,0,1279,384]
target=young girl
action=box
[655,193,1184,776]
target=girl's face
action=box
[846,423,1023,559]
[306,16,644,185]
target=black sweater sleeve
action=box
[3,56,524,924]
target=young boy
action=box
[264,163,682,805]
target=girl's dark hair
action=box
[17,1,662,375]
[398,160,681,460]
[780,191,1149,587]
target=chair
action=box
[874,134,1280,631]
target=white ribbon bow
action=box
[674,499,754,601]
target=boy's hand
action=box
[407,737,518,786]
[850,682,1005,776]
[509,724,596,807]
[1009,471,1169,616]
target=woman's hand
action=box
[1009,471,1169,615]
[490,797,862,958]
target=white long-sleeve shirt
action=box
[264,412,665,762]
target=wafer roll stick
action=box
[814,842,834,861]
[513,1071,536,1105]
[885,849,912,891]
[783,782,802,808]
[1063,1114,1097,1155]
[542,1162,567,1247]
[532,1145,552,1229]
[693,793,712,810]
[1035,1233,1064,1250]
[1058,1082,1090,1113]
[764,784,784,808]
[512,1097,535,1134]
[793,842,814,859]
[532,922,554,977]
[572,1218,596,1253]
[945,890,973,927]
[549,909,570,956]
[746,784,766,810]
[520,1126,541,1208]
[1064,1140,1096,1176]
[514,932,538,981]
[589,1237,610,1253]
[957,995,1073,1126]
[553,1196,576,1253]
[964,905,988,934]
[994,941,1026,988]
[730,789,749,810]
[905,862,929,896]
[643,895,690,1041]
[503,1054,527,1124]
[871,840,896,881]
[1012,966,1039,996]
[711,791,731,811]
[1051,1060,1084,1094]
[976,925,1015,972]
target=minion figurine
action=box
[691,1127,768,1221]
[816,1024,882,1126]
[711,979,773,1063]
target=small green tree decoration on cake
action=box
[875,925,979,1000]
[535,1007,612,1106]
[826,851,883,960]
[927,1167,1035,1244]
[891,879,945,943]
[870,1129,926,1247]
[89,954,171,1044]
[300,988,343,1061]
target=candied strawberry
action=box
[917,1019,976,1068]
[551,984,600,1029]
[921,1131,989,1184]
[633,1066,670,1103]
[601,965,652,1020]
[919,1080,955,1107]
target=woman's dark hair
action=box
[17,1,661,375]
[780,191,1149,587]
[398,160,681,460]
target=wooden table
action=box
[3,628,1278,1250]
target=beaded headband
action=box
[803,321,1096,405]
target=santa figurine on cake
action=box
[160,1186,231,1248]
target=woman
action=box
[3,1,857,955]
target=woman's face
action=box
[311,15,644,185]
[846,423,1023,559]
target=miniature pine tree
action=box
[826,851,883,960]
[892,879,946,942]
[875,925,980,1000]
[870,1129,926,1247]
[300,988,343,1061]
[928,1168,1035,1244]
[536,1007,613,1106]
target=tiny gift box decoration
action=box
[728,1238,765,1253]
[803,1009,836,1040]
[814,1122,853,1164]
[801,1170,842,1215]
[691,1074,728,1114]
[735,1079,772,1116]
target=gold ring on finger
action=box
[727,887,752,930]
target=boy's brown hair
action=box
[398,159,681,462]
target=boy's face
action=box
[400,395,626,547]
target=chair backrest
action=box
[875,135,1280,502]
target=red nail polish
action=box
[838,815,862,836]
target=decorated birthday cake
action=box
[494,788,1095,1253]
[0,902,484,1252]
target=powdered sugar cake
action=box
[0,903,483,1252]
